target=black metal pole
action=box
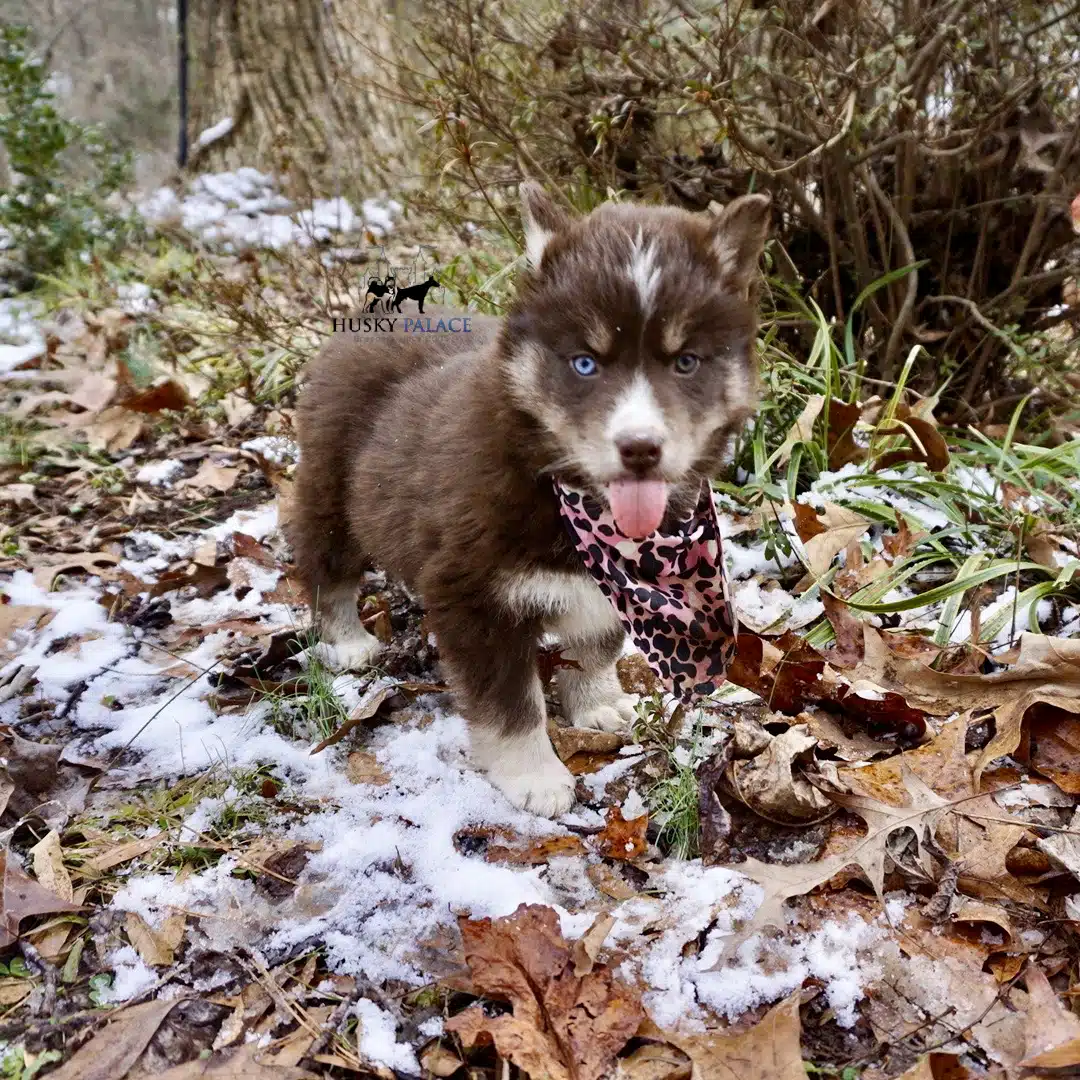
[177,0,189,168]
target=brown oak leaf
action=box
[445,903,643,1080]
[665,991,805,1080]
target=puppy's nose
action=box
[616,434,663,475]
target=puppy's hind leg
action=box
[309,582,383,672]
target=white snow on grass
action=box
[354,999,420,1073]
[0,297,46,374]
[241,435,299,465]
[117,282,155,315]
[697,914,882,1027]
[99,946,159,1003]
[137,170,401,252]
[136,458,185,487]
[2,494,888,1033]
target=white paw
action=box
[489,758,576,817]
[310,635,382,672]
[571,704,632,732]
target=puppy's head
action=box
[501,182,771,538]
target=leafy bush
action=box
[0,25,135,280]
[396,0,1080,417]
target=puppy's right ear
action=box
[520,181,571,270]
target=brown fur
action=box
[291,186,770,815]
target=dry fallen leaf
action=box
[0,980,32,1006]
[774,394,824,466]
[851,627,1080,788]
[0,604,51,659]
[1027,703,1080,793]
[573,911,616,976]
[0,847,81,948]
[869,946,1026,1069]
[152,1042,319,1079]
[118,377,191,414]
[124,910,174,967]
[796,502,871,578]
[32,551,120,591]
[595,806,649,861]
[1018,962,1080,1067]
[45,996,185,1080]
[890,1054,974,1079]
[266,1005,334,1067]
[713,765,954,964]
[176,459,241,493]
[83,405,147,452]
[615,1042,692,1079]
[29,830,72,901]
[445,903,644,1080]
[874,414,950,473]
[485,835,588,865]
[665,991,805,1080]
[0,483,36,506]
[827,400,865,470]
[81,834,164,875]
[309,677,398,754]
[547,720,627,763]
[420,1042,466,1077]
[728,725,834,825]
[345,750,390,786]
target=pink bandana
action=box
[554,480,737,701]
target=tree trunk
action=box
[186,0,411,197]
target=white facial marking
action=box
[606,372,669,445]
[627,228,661,315]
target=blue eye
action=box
[570,354,599,377]
[674,353,701,375]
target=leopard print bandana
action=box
[553,479,737,701]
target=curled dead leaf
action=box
[117,377,191,414]
[345,751,390,786]
[485,835,587,865]
[595,806,649,861]
[874,414,950,472]
[826,400,864,470]
[176,459,241,494]
[798,503,871,578]
[309,677,398,754]
[547,720,627,763]
[664,991,805,1080]
[445,903,643,1080]
[1019,962,1080,1067]
[572,912,616,976]
[728,725,835,825]
[36,995,185,1080]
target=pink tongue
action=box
[606,479,668,539]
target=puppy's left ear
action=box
[520,181,573,270]
[708,193,772,295]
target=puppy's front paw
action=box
[310,634,382,673]
[572,693,639,732]
[489,758,576,817]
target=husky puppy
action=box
[291,184,770,816]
